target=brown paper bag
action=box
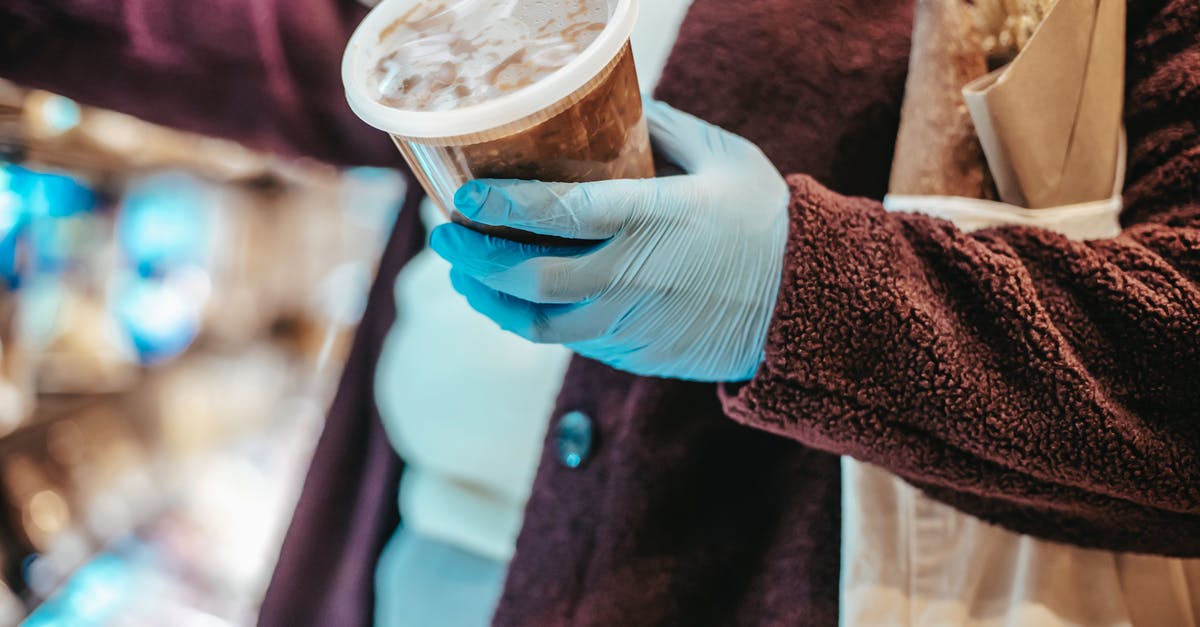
[962,0,1125,208]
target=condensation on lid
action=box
[343,0,639,139]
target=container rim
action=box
[342,0,639,139]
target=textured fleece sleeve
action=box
[0,0,395,166]
[723,0,1200,555]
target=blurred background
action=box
[0,78,405,626]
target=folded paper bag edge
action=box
[963,67,1026,206]
[961,0,1122,209]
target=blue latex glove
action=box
[429,100,789,382]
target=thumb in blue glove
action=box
[429,99,790,382]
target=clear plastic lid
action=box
[342,0,639,139]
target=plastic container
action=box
[342,0,653,241]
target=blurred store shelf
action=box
[0,80,406,626]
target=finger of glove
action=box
[645,98,775,178]
[454,178,638,239]
[448,269,607,343]
[643,98,737,174]
[430,224,606,304]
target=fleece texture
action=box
[722,0,1200,556]
[5,0,1197,625]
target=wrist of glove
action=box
[430,99,790,382]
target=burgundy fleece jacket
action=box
[3,0,1197,625]
[720,0,1200,553]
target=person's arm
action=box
[416,0,1198,553]
[0,0,395,166]
[722,0,1200,553]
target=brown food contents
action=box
[458,48,648,181]
[395,43,654,244]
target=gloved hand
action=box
[429,100,790,382]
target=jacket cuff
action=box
[720,173,899,456]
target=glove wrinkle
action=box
[433,100,790,382]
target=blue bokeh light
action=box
[21,554,133,627]
[110,273,202,365]
[1,164,98,283]
[38,95,83,135]
[6,165,95,219]
[117,172,214,277]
